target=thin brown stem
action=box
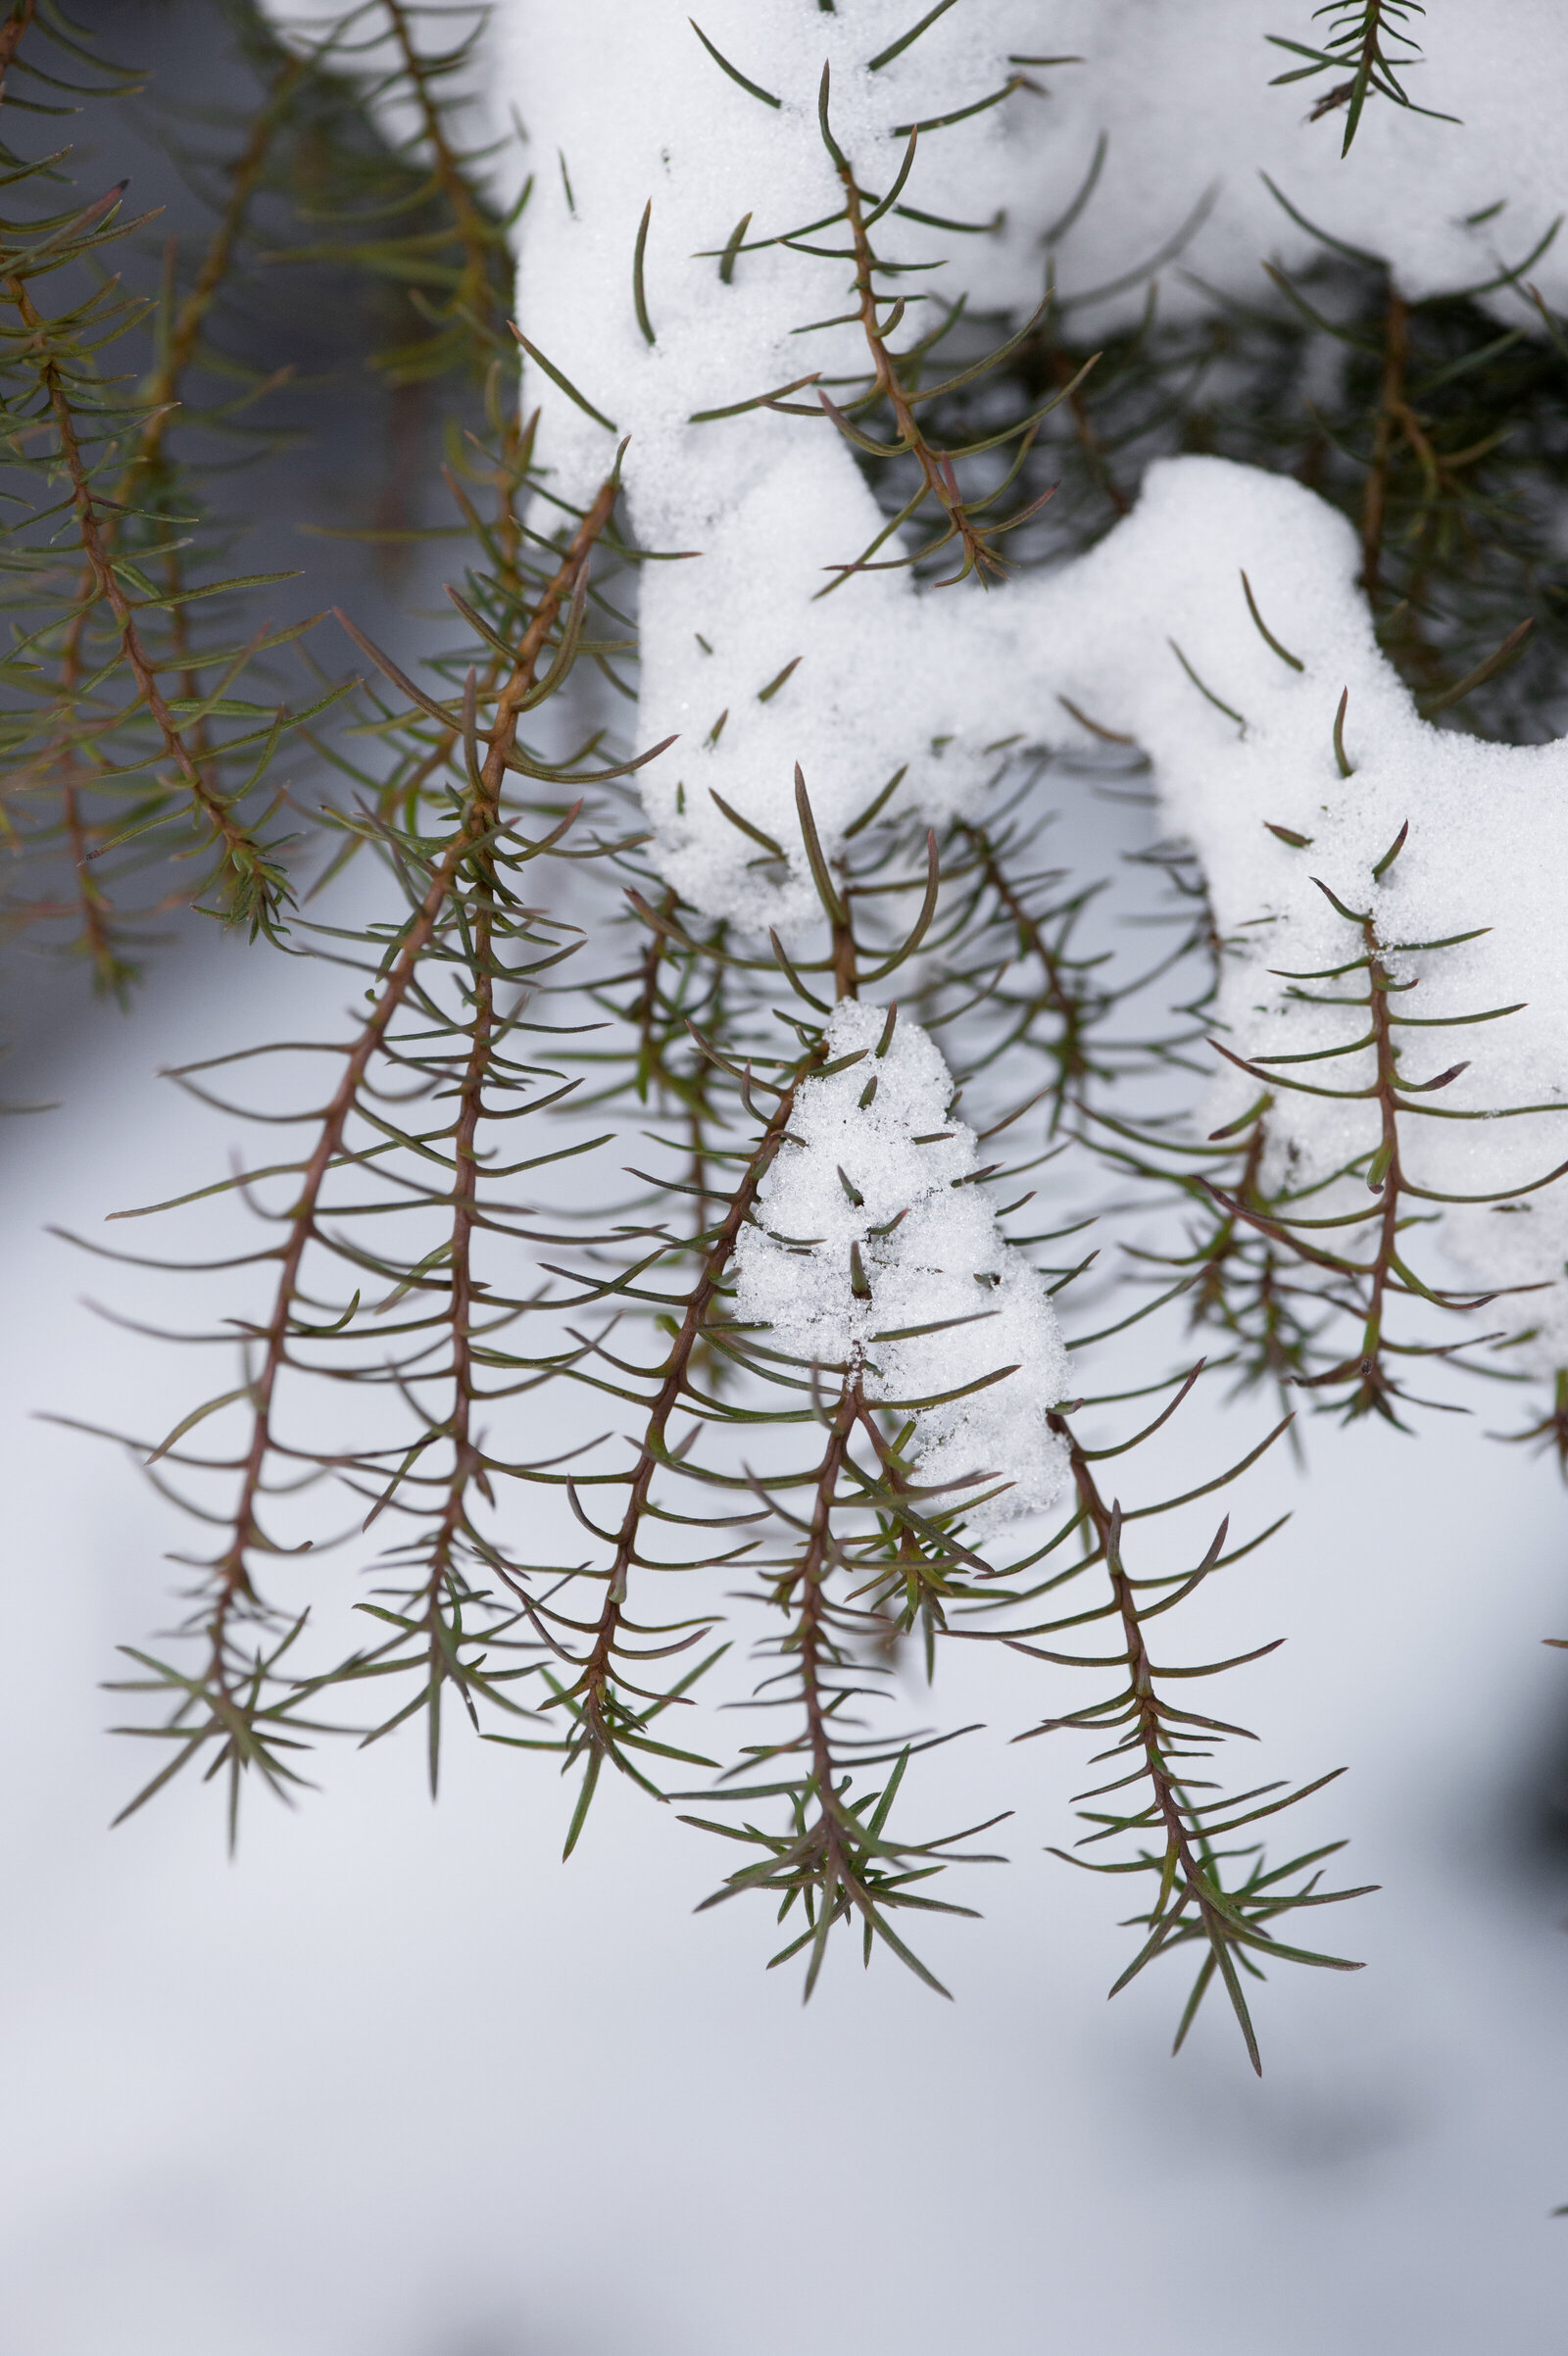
[363,422,532,842]
[1194,1124,1268,1325]
[1348,922,1404,1412]
[132,53,303,483]
[786,1376,861,1866]
[9,273,279,915]
[0,0,35,107]
[958,820,1096,1109]
[1051,346,1127,515]
[855,1399,956,1671]
[391,430,543,1779]
[839,171,1001,582]
[195,469,621,1742]
[404,734,503,1792]
[384,0,500,347]
[1049,1413,1261,2070]
[10,67,298,967]
[630,887,677,1099]
[1361,284,1407,599]
[831,897,858,1002]
[1360,285,1452,613]
[565,1043,825,1748]
[60,772,125,994]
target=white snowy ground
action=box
[3,891,1567,2356]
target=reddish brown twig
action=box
[182,467,622,1769]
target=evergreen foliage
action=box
[5,0,1564,2077]
[1267,3,1456,157]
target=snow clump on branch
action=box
[733,1000,1072,1529]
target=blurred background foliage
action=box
[0,0,516,1075]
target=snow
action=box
[992,0,1568,327]
[268,0,1568,336]
[255,1,1568,1360]
[733,999,1072,1527]
[490,0,1568,907]
[1032,458,1568,1374]
[492,1,1041,923]
[489,3,1568,1372]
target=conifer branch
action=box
[1016,1412,1366,2069]
[8,269,292,937]
[111,466,624,1827]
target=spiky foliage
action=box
[0,0,521,996]
[0,4,312,982]
[12,2,1568,2073]
[1267,3,1458,155]
[252,0,518,384]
